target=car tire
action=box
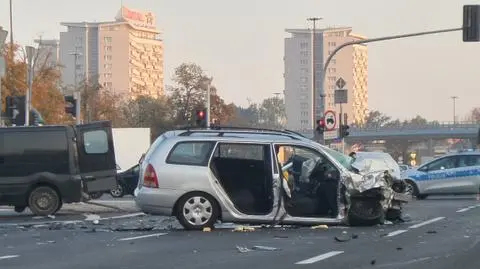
[405,180,427,200]
[347,199,385,226]
[110,184,125,198]
[176,192,219,230]
[28,186,60,216]
[14,206,26,213]
[89,192,103,200]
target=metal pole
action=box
[319,27,464,119]
[70,50,82,124]
[451,96,458,124]
[206,78,212,128]
[307,17,322,130]
[0,27,8,125]
[25,46,35,126]
[339,104,345,153]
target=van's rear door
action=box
[75,121,117,193]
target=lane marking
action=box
[385,230,408,237]
[0,255,20,260]
[456,206,476,213]
[409,217,445,229]
[295,251,344,265]
[118,233,168,241]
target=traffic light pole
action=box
[206,82,211,128]
[318,27,463,116]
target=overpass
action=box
[295,122,480,141]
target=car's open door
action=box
[75,121,117,193]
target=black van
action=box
[0,121,117,216]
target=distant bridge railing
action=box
[350,121,480,131]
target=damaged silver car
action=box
[135,128,410,230]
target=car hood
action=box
[344,159,394,193]
[352,156,401,179]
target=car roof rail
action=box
[177,125,303,140]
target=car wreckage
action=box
[134,128,410,230]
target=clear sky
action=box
[1,0,479,122]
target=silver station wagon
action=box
[135,128,409,230]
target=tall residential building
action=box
[284,27,368,131]
[59,6,164,98]
[33,39,60,70]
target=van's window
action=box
[166,141,215,166]
[1,130,69,176]
[83,130,108,154]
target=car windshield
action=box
[320,145,354,171]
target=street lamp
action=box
[0,27,8,124]
[69,50,82,124]
[451,96,458,124]
[25,45,36,126]
[307,17,323,130]
[201,77,213,128]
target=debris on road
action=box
[202,227,212,232]
[311,224,328,230]
[235,245,280,253]
[233,226,255,232]
[426,230,437,234]
[236,246,252,253]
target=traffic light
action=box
[339,124,350,138]
[5,95,26,126]
[316,117,325,134]
[64,95,77,117]
[195,108,207,127]
[463,5,480,42]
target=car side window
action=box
[457,155,480,167]
[166,141,215,166]
[427,156,457,171]
[83,130,108,154]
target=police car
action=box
[402,151,480,199]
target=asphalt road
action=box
[1,196,480,269]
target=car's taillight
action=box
[143,164,159,188]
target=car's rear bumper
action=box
[135,187,185,216]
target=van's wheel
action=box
[14,206,26,213]
[28,186,60,216]
[89,192,103,200]
[176,192,219,230]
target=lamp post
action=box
[69,50,82,124]
[25,46,36,126]
[0,27,9,124]
[451,96,458,124]
[307,17,323,130]
[202,77,213,128]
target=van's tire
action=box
[14,206,26,213]
[28,186,60,216]
[347,199,385,226]
[176,192,219,230]
[89,192,103,200]
[110,184,125,198]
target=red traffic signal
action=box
[317,118,325,127]
[197,110,205,119]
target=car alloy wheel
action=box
[110,184,124,198]
[177,192,219,230]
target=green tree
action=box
[257,96,286,129]
[363,110,392,128]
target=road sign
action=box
[324,110,336,131]
[323,129,338,140]
[335,77,346,89]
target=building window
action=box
[300,42,308,49]
[104,37,112,43]
[104,55,112,61]
[300,77,308,83]
[105,46,112,51]
[104,64,112,69]
[300,59,308,65]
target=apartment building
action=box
[59,6,164,98]
[284,27,368,131]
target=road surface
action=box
[1,196,479,269]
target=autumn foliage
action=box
[1,43,68,124]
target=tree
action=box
[229,104,260,127]
[257,96,286,129]
[168,63,207,124]
[121,95,175,138]
[1,43,68,124]
[364,110,391,128]
[407,115,428,125]
[167,63,235,126]
[468,107,480,123]
[78,78,124,126]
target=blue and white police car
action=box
[402,151,480,199]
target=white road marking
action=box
[118,233,168,241]
[84,214,101,221]
[295,251,344,265]
[409,217,445,229]
[385,230,408,237]
[0,255,20,260]
[456,206,476,213]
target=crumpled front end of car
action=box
[339,162,410,226]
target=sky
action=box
[1,0,479,122]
